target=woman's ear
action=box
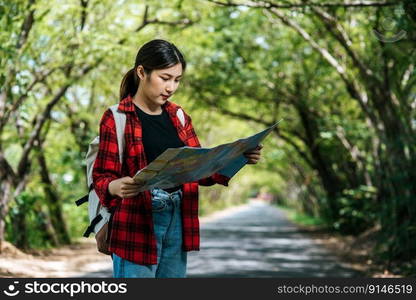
[136,65,145,80]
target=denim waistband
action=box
[151,187,183,199]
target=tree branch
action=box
[0,66,61,133]
[16,0,36,50]
[310,6,378,82]
[200,97,269,124]
[264,8,380,128]
[0,0,37,128]
[16,64,95,177]
[136,5,194,30]
[0,153,17,185]
[80,0,89,31]
[206,0,397,9]
[118,5,194,44]
[198,96,315,168]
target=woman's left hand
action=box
[244,144,263,164]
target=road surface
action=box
[81,200,361,277]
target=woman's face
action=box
[137,63,183,106]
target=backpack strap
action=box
[83,214,103,237]
[109,105,126,164]
[77,106,124,207]
[75,194,89,206]
[176,108,185,127]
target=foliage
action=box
[1,0,415,275]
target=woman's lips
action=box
[161,94,171,99]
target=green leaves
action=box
[1,0,414,271]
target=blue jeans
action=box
[113,188,187,278]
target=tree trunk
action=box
[10,209,28,250]
[0,180,13,253]
[34,204,59,247]
[294,99,344,220]
[37,151,71,245]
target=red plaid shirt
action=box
[92,95,230,265]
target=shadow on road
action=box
[80,200,363,278]
[187,200,362,278]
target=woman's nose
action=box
[166,81,174,93]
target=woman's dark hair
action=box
[119,39,186,101]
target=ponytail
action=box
[119,68,139,101]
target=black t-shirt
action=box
[135,104,185,193]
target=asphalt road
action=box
[81,200,361,278]
[187,200,361,277]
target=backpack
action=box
[75,104,126,238]
[75,104,187,238]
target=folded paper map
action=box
[134,120,283,192]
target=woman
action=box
[92,39,262,278]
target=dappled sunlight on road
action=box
[77,199,361,277]
[187,200,361,277]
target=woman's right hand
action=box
[108,176,146,198]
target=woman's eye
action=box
[161,77,180,82]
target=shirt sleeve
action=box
[183,112,231,187]
[92,109,123,210]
